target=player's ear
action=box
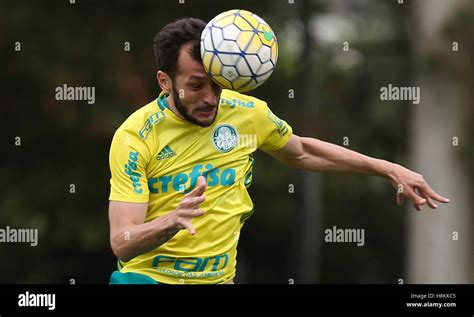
[157,71,171,93]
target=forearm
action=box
[271,135,449,209]
[297,137,393,177]
[111,213,178,262]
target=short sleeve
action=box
[109,129,150,203]
[255,101,293,151]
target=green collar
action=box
[157,91,170,110]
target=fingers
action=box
[176,209,205,236]
[181,221,196,236]
[399,187,425,210]
[420,191,438,209]
[407,188,426,206]
[180,178,207,208]
[412,202,421,211]
[398,186,444,211]
[421,183,450,203]
[175,176,207,236]
[185,176,207,198]
[179,196,205,209]
[177,209,205,219]
[393,169,450,210]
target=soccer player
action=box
[108,18,449,284]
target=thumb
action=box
[185,222,196,236]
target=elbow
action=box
[110,237,132,262]
[290,137,311,168]
[279,153,309,169]
[288,139,311,168]
[110,240,122,260]
[292,153,310,169]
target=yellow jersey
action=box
[108,89,292,284]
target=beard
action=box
[172,86,219,127]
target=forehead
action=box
[176,43,208,80]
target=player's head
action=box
[153,18,222,127]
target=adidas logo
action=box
[156,145,176,160]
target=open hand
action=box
[388,164,450,210]
[171,176,207,235]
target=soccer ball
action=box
[200,9,278,92]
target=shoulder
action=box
[113,98,166,142]
[219,89,268,111]
[110,99,166,159]
[218,90,279,130]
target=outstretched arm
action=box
[264,134,450,210]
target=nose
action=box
[202,84,221,105]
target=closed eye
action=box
[188,83,203,90]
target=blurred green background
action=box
[0,0,472,284]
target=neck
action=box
[166,95,185,120]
